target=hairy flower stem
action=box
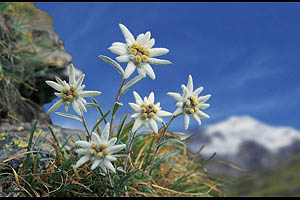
[124,130,137,171]
[149,115,176,175]
[81,115,91,140]
[109,78,126,138]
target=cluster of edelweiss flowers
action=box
[46,24,211,174]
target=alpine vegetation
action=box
[13,23,221,197]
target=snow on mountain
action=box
[188,115,300,156]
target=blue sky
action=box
[35,2,300,132]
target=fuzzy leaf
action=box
[99,55,124,75]
[55,112,82,123]
[120,75,144,95]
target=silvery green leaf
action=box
[85,103,98,108]
[112,102,123,117]
[117,167,126,174]
[151,151,179,172]
[158,138,186,148]
[99,55,124,75]
[114,154,128,158]
[136,130,153,138]
[120,75,144,95]
[55,112,82,123]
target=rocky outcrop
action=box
[0,2,75,124]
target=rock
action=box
[0,2,81,124]
[0,121,86,197]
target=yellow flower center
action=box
[184,96,199,115]
[60,85,78,102]
[103,149,109,155]
[140,103,157,119]
[92,142,97,148]
[100,143,107,149]
[129,43,150,63]
[97,152,103,159]
[89,149,95,155]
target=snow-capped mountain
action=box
[187,115,300,174]
[189,115,300,156]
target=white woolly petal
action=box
[75,141,91,148]
[187,75,193,93]
[65,102,69,112]
[148,92,155,104]
[143,31,151,43]
[79,91,101,97]
[184,113,190,130]
[62,80,69,89]
[153,115,163,123]
[131,113,140,118]
[143,97,150,105]
[149,48,169,57]
[72,100,82,116]
[133,91,143,105]
[105,155,117,162]
[108,138,117,146]
[91,132,101,144]
[45,81,63,92]
[144,119,149,128]
[136,33,145,44]
[155,102,160,108]
[156,110,172,117]
[77,85,85,92]
[173,107,183,116]
[119,24,135,44]
[99,161,107,174]
[75,148,88,155]
[137,66,146,77]
[193,87,204,97]
[132,118,143,133]
[129,102,141,112]
[75,155,90,168]
[116,55,130,63]
[192,113,201,126]
[167,92,183,102]
[69,64,76,86]
[147,58,172,65]
[102,123,110,142]
[111,42,127,48]
[75,74,85,90]
[175,102,183,107]
[149,118,158,133]
[198,103,210,109]
[123,62,136,79]
[197,110,210,119]
[108,46,127,56]
[107,144,126,154]
[47,99,64,114]
[91,160,100,170]
[143,63,155,80]
[126,39,133,47]
[145,38,155,49]
[104,160,116,173]
[198,94,211,103]
[76,99,87,113]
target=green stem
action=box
[109,78,126,138]
[124,130,137,171]
[149,115,176,175]
[81,115,91,140]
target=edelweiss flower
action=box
[129,91,172,133]
[108,24,172,80]
[74,123,126,173]
[46,64,101,116]
[167,75,211,130]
